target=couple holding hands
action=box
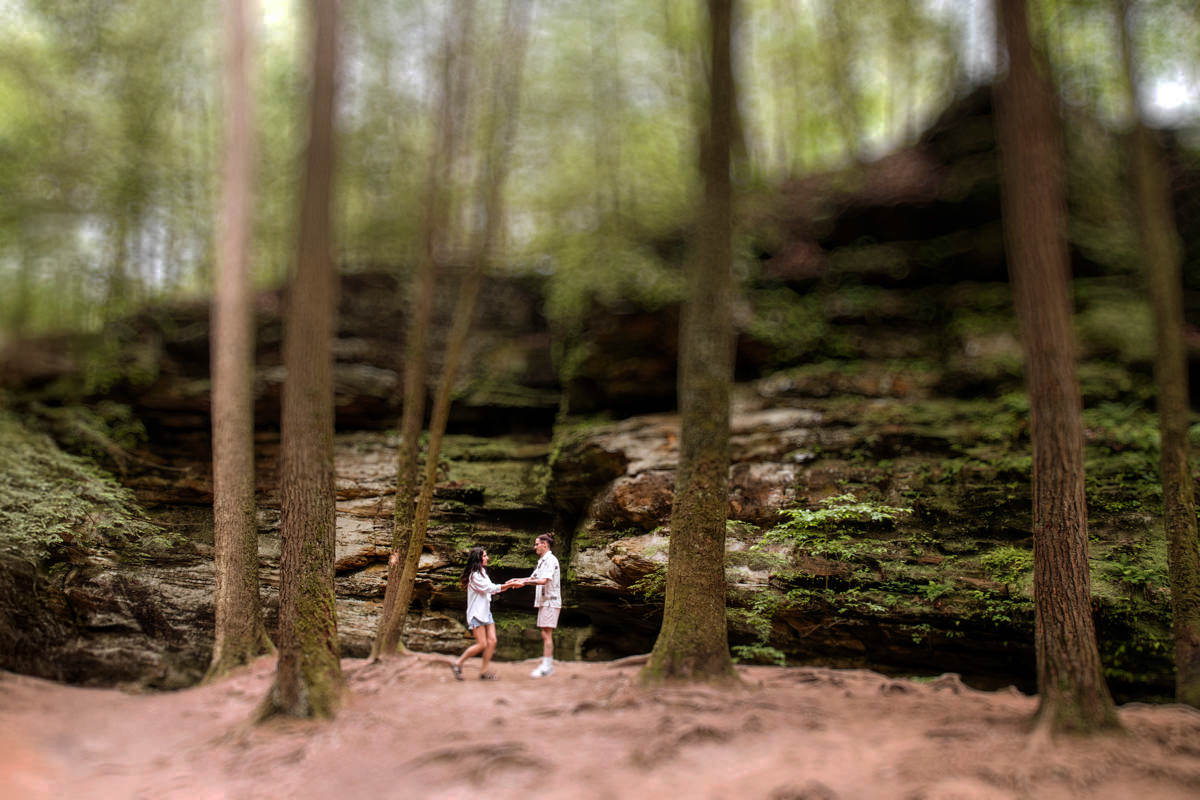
[450,532,561,681]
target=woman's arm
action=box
[470,570,504,594]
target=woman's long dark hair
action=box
[460,546,486,588]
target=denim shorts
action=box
[468,613,494,630]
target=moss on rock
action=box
[0,411,179,566]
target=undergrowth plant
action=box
[979,546,1033,590]
[630,564,667,599]
[728,591,786,665]
[761,493,911,561]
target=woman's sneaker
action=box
[530,662,554,678]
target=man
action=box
[507,533,560,678]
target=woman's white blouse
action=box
[465,568,503,623]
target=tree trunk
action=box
[107,210,131,317]
[992,0,1118,734]
[1117,0,1200,707]
[382,0,532,647]
[827,0,865,164]
[207,0,273,682]
[259,0,342,720]
[371,0,470,660]
[590,1,623,232]
[642,0,737,685]
[11,244,35,336]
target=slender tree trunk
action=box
[827,0,864,164]
[107,211,131,317]
[886,0,918,144]
[196,88,218,290]
[590,1,623,232]
[381,0,532,648]
[992,0,1118,734]
[11,244,35,336]
[1117,0,1200,707]
[642,0,737,685]
[207,0,273,682]
[259,0,342,720]
[371,0,471,659]
[779,0,811,173]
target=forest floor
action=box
[3,654,1200,800]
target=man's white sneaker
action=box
[530,663,554,678]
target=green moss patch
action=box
[0,411,178,565]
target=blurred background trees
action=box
[3,0,1200,709]
[15,0,1193,337]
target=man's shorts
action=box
[536,605,560,628]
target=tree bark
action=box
[259,0,343,720]
[381,0,533,648]
[590,1,623,232]
[11,244,35,336]
[642,0,737,685]
[371,0,471,660]
[827,0,865,164]
[207,0,273,682]
[992,0,1118,733]
[1116,0,1200,707]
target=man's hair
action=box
[536,533,554,548]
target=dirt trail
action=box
[3,654,1200,800]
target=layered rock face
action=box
[2,356,1174,696]
[2,87,1193,696]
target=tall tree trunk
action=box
[11,244,35,336]
[107,210,131,317]
[207,0,273,682]
[259,0,342,720]
[380,0,532,649]
[992,0,1118,734]
[1117,0,1200,707]
[779,0,811,173]
[590,1,623,232]
[371,0,471,659]
[642,0,737,685]
[827,0,865,164]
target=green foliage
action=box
[731,643,787,666]
[966,590,1033,627]
[542,235,686,329]
[908,623,934,645]
[0,411,168,565]
[1077,298,1154,366]
[1081,404,1162,514]
[27,401,148,467]
[917,580,953,602]
[728,591,786,665]
[979,546,1033,588]
[762,494,910,561]
[726,547,786,572]
[630,564,667,600]
[1082,402,1160,454]
[831,587,887,615]
[1078,361,1155,405]
[1097,600,1174,686]
[1102,554,1168,599]
[746,288,829,365]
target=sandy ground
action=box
[3,654,1200,800]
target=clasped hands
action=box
[500,578,528,591]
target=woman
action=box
[450,546,511,680]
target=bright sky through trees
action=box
[0,0,1197,338]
